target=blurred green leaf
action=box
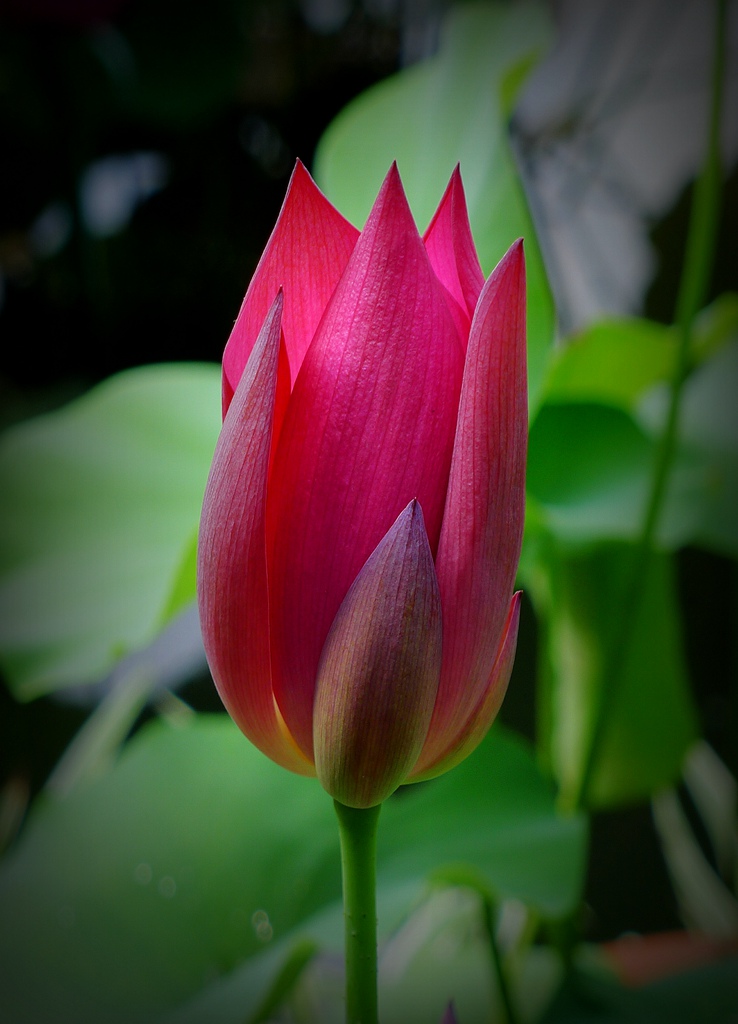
[543,318,677,411]
[526,401,709,550]
[527,403,655,544]
[381,726,586,919]
[0,363,221,699]
[374,889,493,1024]
[530,303,738,556]
[527,541,698,808]
[0,716,585,1023]
[159,530,200,626]
[159,883,419,1024]
[0,716,339,1024]
[541,296,738,413]
[314,0,555,410]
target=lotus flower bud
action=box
[197,161,526,806]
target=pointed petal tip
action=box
[398,497,431,545]
[285,158,323,205]
[505,238,525,274]
[362,160,419,242]
[380,159,407,198]
[483,236,526,301]
[262,287,284,330]
[313,490,442,807]
[502,236,525,267]
[405,495,421,519]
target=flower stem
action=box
[570,0,728,813]
[480,892,519,1024]
[334,800,382,1024]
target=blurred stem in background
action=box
[570,0,729,815]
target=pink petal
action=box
[313,500,442,808]
[267,163,464,758]
[221,160,359,416]
[423,166,485,327]
[422,240,527,763]
[411,592,521,781]
[198,292,313,775]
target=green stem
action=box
[481,893,519,1024]
[570,0,727,813]
[334,800,382,1024]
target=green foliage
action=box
[0,364,221,699]
[524,305,738,807]
[381,726,586,918]
[0,717,584,1023]
[527,542,698,808]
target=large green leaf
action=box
[527,541,699,809]
[0,715,586,1024]
[541,295,738,413]
[379,725,586,919]
[527,403,656,544]
[314,1,555,410]
[530,303,738,555]
[526,401,708,550]
[542,318,677,411]
[0,363,221,698]
[0,716,339,1024]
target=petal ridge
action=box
[423,165,485,327]
[198,292,313,774]
[411,592,521,781]
[268,164,464,757]
[222,160,359,416]
[423,239,527,760]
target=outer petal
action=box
[268,163,464,758]
[221,160,359,415]
[198,292,313,775]
[422,240,527,763]
[423,166,485,328]
[411,592,521,781]
[314,501,442,808]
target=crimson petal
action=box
[221,160,358,416]
[268,164,464,758]
[198,292,313,774]
[422,240,527,762]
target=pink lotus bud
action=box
[197,161,526,806]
